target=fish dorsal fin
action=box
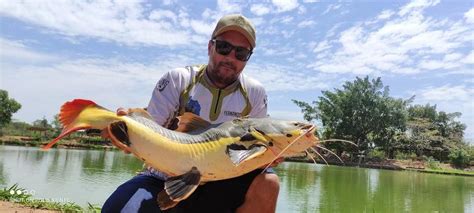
[226,144,268,166]
[127,108,154,120]
[175,112,211,132]
[59,99,98,128]
[158,167,201,210]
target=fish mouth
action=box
[302,124,316,137]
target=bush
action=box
[426,156,441,170]
[367,149,385,161]
[395,151,417,160]
[449,148,471,168]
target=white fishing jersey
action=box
[147,64,268,127]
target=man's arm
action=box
[147,69,189,127]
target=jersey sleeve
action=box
[147,68,190,126]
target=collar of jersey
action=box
[201,68,241,93]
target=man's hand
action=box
[101,108,131,154]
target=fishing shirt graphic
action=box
[157,78,169,92]
[185,97,201,115]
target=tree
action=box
[294,76,408,158]
[405,104,466,160]
[0,90,21,129]
[32,117,52,129]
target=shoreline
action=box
[0,137,117,151]
[0,201,59,213]
[285,157,474,176]
[1,138,472,177]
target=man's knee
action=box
[255,173,280,194]
[237,173,280,213]
[247,173,280,200]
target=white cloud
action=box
[377,10,395,20]
[272,0,299,13]
[0,0,213,46]
[162,0,178,6]
[322,4,342,15]
[250,4,271,16]
[1,50,201,124]
[297,20,315,28]
[189,19,214,36]
[313,40,331,53]
[0,38,58,63]
[461,51,474,64]
[149,9,178,23]
[398,0,440,16]
[419,85,473,102]
[465,8,474,23]
[308,0,472,75]
[280,16,294,24]
[245,63,330,92]
[217,0,243,14]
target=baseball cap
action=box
[211,14,256,49]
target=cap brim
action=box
[213,26,255,49]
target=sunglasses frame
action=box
[211,39,253,62]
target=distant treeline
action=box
[293,76,472,168]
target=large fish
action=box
[43,99,319,210]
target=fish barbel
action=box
[43,99,319,209]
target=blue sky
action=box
[0,0,473,141]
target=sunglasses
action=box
[211,39,253,62]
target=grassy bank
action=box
[286,156,474,176]
[0,135,117,150]
[0,184,101,212]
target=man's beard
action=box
[210,61,239,86]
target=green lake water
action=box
[0,145,472,212]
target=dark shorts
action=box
[102,168,275,213]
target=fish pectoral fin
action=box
[175,112,211,133]
[227,144,267,166]
[248,127,269,143]
[157,167,201,210]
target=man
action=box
[102,14,280,212]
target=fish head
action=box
[239,118,319,157]
[265,120,319,157]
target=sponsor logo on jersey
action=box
[224,111,242,117]
[158,78,169,92]
[185,98,201,115]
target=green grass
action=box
[0,184,101,212]
[422,168,474,176]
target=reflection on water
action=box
[0,145,143,206]
[275,162,473,213]
[0,145,473,212]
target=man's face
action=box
[207,31,252,88]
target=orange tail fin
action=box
[42,99,98,150]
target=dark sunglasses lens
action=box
[215,40,232,55]
[214,40,252,61]
[235,47,251,61]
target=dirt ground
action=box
[0,201,58,213]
